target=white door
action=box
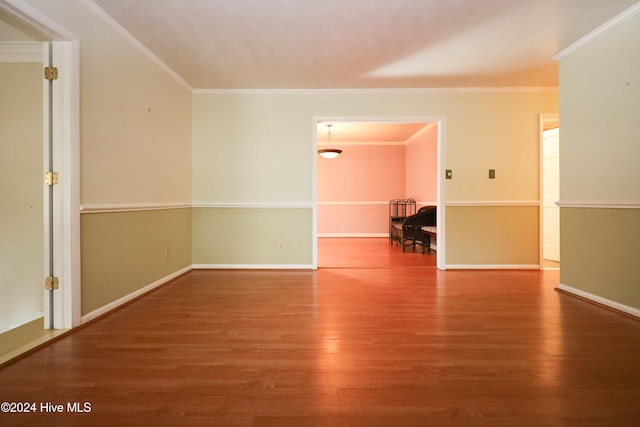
[0,43,46,334]
[542,128,560,262]
[1,3,80,336]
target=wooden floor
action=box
[1,238,639,426]
[319,237,437,269]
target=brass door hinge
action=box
[44,171,59,186]
[44,66,58,80]
[45,276,59,290]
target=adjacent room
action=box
[316,120,438,268]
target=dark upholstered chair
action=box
[395,206,436,252]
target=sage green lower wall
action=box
[192,207,313,266]
[80,208,192,315]
[561,208,640,309]
[0,318,43,361]
[446,206,539,266]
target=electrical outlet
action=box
[278,241,285,250]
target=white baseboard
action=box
[192,264,314,270]
[556,283,640,319]
[80,265,192,324]
[446,264,540,270]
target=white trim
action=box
[312,118,319,270]
[193,264,313,270]
[41,43,52,329]
[556,283,640,319]
[320,140,409,146]
[81,202,318,212]
[80,202,191,214]
[76,0,191,91]
[436,119,445,270]
[51,41,81,329]
[319,201,387,205]
[2,2,81,332]
[406,122,438,145]
[557,200,640,209]
[446,264,540,270]
[194,87,558,95]
[446,200,540,207]
[554,2,640,60]
[0,41,42,62]
[0,0,77,40]
[81,266,192,324]
[193,202,312,209]
[318,233,387,238]
[312,115,447,271]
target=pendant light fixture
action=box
[318,123,342,159]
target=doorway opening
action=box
[0,1,79,364]
[313,118,445,270]
[540,114,560,270]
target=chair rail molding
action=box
[556,200,640,209]
[80,202,192,213]
[446,200,540,207]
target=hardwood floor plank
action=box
[1,239,639,426]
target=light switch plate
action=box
[489,169,496,179]
[445,169,453,179]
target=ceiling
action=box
[92,0,638,90]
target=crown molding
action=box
[77,0,192,91]
[554,2,640,60]
[406,122,438,145]
[322,140,409,146]
[0,41,42,62]
[0,0,77,40]
[193,87,558,95]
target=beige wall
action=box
[81,209,192,315]
[558,10,640,309]
[446,206,539,266]
[192,207,312,267]
[192,89,557,266]
[559,13,640,202]
[23,0,193,316]
[561,208,640,308]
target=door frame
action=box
[312,115,446,270]
[1,0,80,329]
